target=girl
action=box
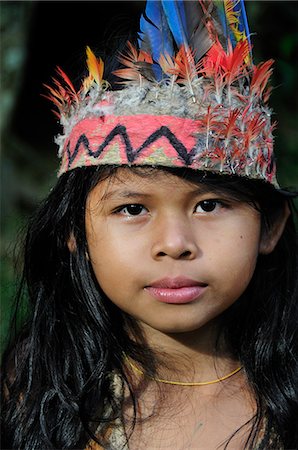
[2,1,297,449]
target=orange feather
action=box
[113,42,153,84]
[86,46,104,85]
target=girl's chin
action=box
[139,318,215,336]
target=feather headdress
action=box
[45,0,278,187]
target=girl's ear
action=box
[67,233,76,253]
[259,202,290,255]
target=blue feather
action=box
[138,0,253,82]
[138,1,213,71]
[138,0,174,80]
[213,1,252,60]
[161,0,189,48]
[238,0,252,48]
[225,0,253,61]
[215,1,229,41]
[214,1,238,47]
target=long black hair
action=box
[1,165,297,450]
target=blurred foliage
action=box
[1,1,297,353]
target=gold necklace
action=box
[126,357,243,386]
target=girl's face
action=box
[85,168,262,335]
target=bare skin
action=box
[123,370,256,450]
[122,327,257,450]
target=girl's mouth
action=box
[145,277,208,304]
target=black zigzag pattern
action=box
[66,125,199,169]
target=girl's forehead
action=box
[115,167,191,186]
[90,167,246,203]
[96,167,208,196]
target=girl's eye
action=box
[117,204,147,216]
[195,200,222,213]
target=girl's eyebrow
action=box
[101,189,152,201]
[101,186,221,202]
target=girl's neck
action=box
[123,324,254,450]
[138,320,238,383]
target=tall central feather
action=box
[138,0,213,81]
[138,0,252,82]
[138,1,174,79]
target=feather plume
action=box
[173,46,201,100]
[159,51,179,88]
[86,46,104,85]
[199,105,221,151]
[178,0,214,60]
[161,1,215,61]
[202,38,249,82]
[220,108,241,146]
[42,67,79,117]
[113,41,154,85]
[161,0,188,47]
[138,0,214,81]
[250,59,274,101]
[138,0,174,80]
[136,0,253,87]
[214,0,252,62]
[230,0,251,46]
[243,111,267,152]
[55,67,78,98]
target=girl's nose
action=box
[151,216,198,261]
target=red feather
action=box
[171,45,201,100]
[197,105,221,150]
[55,67,77,96]
[203,39,249,84]
[173,46,200,82]
[243,111,267,150]
[220,109,241,145]
[250,59,274,101]
[42,66,79,117]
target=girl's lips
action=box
[145,277,207,304]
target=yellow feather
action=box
[86,46,104,85]
[225,0,243,43]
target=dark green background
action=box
[1,1,297,353]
